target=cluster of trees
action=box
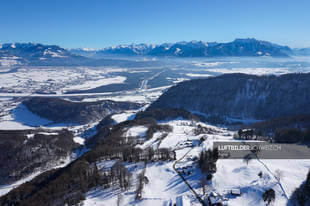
[136,108,200,121]
[193,124,215,136]
[101,161,132,191]
[143,148,176,162]
[274,128,310,143]
[237,129,255,139]
[0,159,102,206]
[202,114,230,125]
[87,144,175,163]
[135,168,149,200]
[250,114,310,135]
[262,188,275,204]
[234,128,270,141]
[234,127,310,143]
[290,170,310,206]
[198,148,219,181]
[146,124,172,140]
[0,115,175,206]
[23,97,141,124]
[85,117,176,164]
[118,146,175,162]
[244,113,310,144]
[0,128,78,185]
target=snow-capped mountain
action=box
[100,43,155,55]
[0,43,144,67]
[0,42,87,66]
[293,47,310,56]
[69,48,100,58]
[71,39,293,57]
[148,38,292,57]
[70,43,155,57]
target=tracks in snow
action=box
[172,148,206,205]
[241,141,289,200]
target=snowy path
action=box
[255,156,289,200]
[173,148,205,205]
[241,141,289,200]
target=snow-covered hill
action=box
[82,118,310,206]
[2,106,308,206]
[149,73,310,121]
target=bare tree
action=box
[258,171,263,178]
[262,188,275,204]
[135,168,147,200]
[135,173,144,200]
[275,169,283,181]
[117,194,123,206]
[200,177,208,195]
[243,153,253,165]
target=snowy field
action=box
[1,56,310,95]
[0,66,128,94]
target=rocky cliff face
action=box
[149,73,310,120]
[22,97,142,124]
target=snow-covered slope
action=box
[149,73,310,120]
[82,118,310,206]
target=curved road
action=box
[172,148,206,206]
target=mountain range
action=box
[1,39,310,67]
[71,38,296,58]
[0,42,87,66]
[0,43,146,67]
[293,47,310,56]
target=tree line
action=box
[0,116,175,206]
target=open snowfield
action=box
[111,112,136,123]
[63,76,126,91]
[84,160,200,206]
[1,56,310,96]
[126,126,148,137]
[0,66,127,94]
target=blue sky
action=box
[1,0,309,48]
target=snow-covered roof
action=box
[231,189,241,195]
[209,196,222,204]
